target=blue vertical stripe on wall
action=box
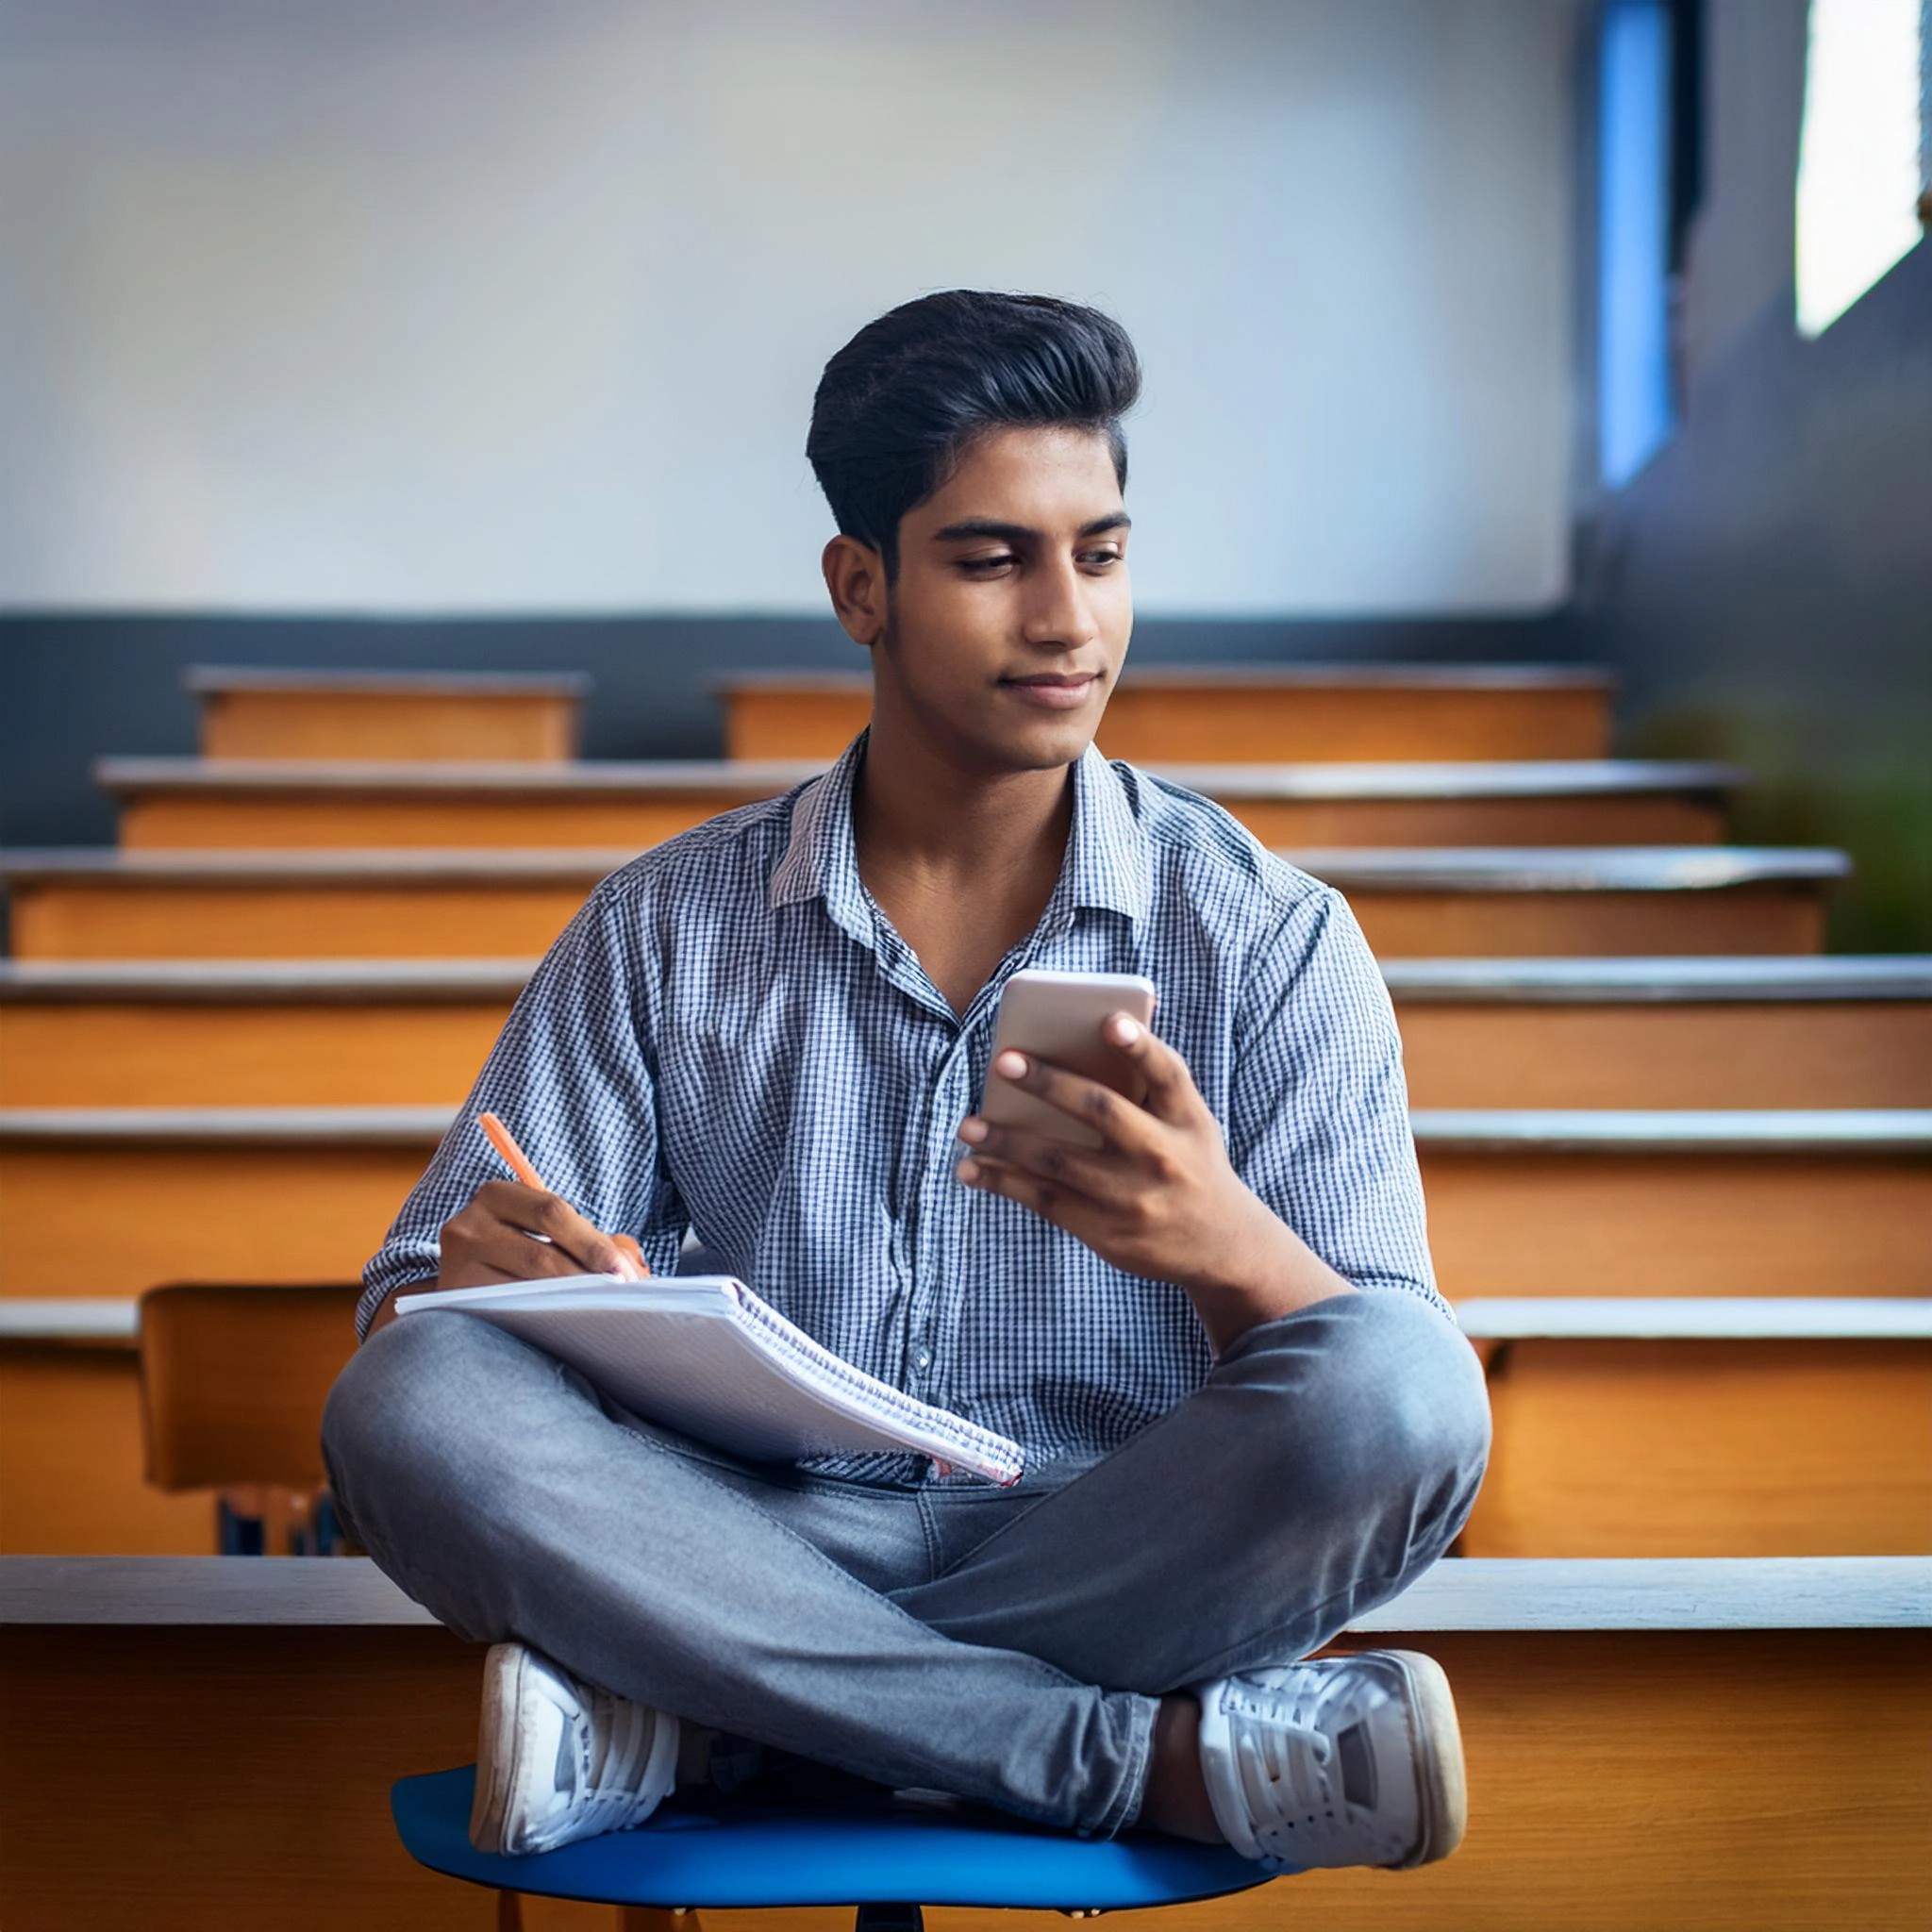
[1920,0,1930,195]
[1599,0,1676,490]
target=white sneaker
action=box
[469,1642,682,1856]
[1194,1650,1466,1873]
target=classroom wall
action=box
[1575,0,1932,951]
[0,0,1580,617]
[1673,0,1813,390]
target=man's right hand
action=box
[436,1180,650,1290]
[365,1180,648,1335]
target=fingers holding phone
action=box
[974,970,1158,1150]
[957,969,1266,1293]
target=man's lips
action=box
[999,672,1103,710]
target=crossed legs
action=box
[322,1289,1490,1839]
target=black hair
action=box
[807,290,1141,578]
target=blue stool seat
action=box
[392,1765,1272,1915]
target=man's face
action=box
[873,424,1132,774]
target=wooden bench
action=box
[0,1291,367,1557]
[4,946,1916,1105]
[1412,1108,1932,1294]
[1456,1298,1932,1557]
[0,1108,1924,1546]
[1388,956,1932,1106]
[0,1107,450,1295]
[0,846,1843,961]
[0,1087,1918,1425]
[92,757,1740,850]
[0,1299,219,1554]
[0,849,621,960]
[714,665,1618,764]
[11,1291,1927,1564]
[2,1555,1924,1931]
[2,1107,1925,1300]
[187,667,589,763]
[1305,846,1845,956]
[4,958,1916,1112]
[0,960,530,1105]
[9,955,1921,1108]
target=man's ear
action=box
[822,535,887,647]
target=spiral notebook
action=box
[393,1274,1025,1486]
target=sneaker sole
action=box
[469,1641,532,1854]
[1380,1649,1467,1869]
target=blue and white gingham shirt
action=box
[361,735,1442,1480]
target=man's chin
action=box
[987,716,1101,773]
[872,694,1104,776]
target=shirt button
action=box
[914,1349,932,1371]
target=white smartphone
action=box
[980,969,1158,1151]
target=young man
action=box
[323,291,1491,1874]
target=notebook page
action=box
[394,1276,1024,1484]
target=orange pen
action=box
[477,1111,650,1279]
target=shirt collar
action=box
[769,733,872,942]
[1062,741,1150,924]
[769,733,1149,933]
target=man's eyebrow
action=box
[928,513,1132,544]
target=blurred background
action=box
[1,0,1924,943]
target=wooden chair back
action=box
[139,1283,362,1492]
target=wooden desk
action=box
[187,667,589,763]
[0,846,1843,963]
[2,1557,1925,1932]
[91,757,1739,852]
[711,666,1618,765]
[8,956,1927,1111]
[1456,1300,1932,1556]
[1387,957,1932,1107]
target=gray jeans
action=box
[322,1289,1490,1839]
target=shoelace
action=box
[1231,1708,1337,1822]
[1221,1667,1414,1866]
[569,1688,663,1836]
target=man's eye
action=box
[1081,549,1124,569]
[958,555,1016,574]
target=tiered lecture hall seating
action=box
[5,1554,1924,1932]
[1,661,1926,1930]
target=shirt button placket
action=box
[913,1047,973,1399]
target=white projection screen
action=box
[0,0,1578,614]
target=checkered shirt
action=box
[359,736,1443,1481]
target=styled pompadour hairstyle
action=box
[806,290,1141,577]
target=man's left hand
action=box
[955,1013,1351,1337]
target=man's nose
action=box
[1020,558,1100,649]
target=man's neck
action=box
[853,720,1078,1014]
[856,725,1075,883]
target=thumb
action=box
[1103,1011,1199,1121]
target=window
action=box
[1794,0,1928,337]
